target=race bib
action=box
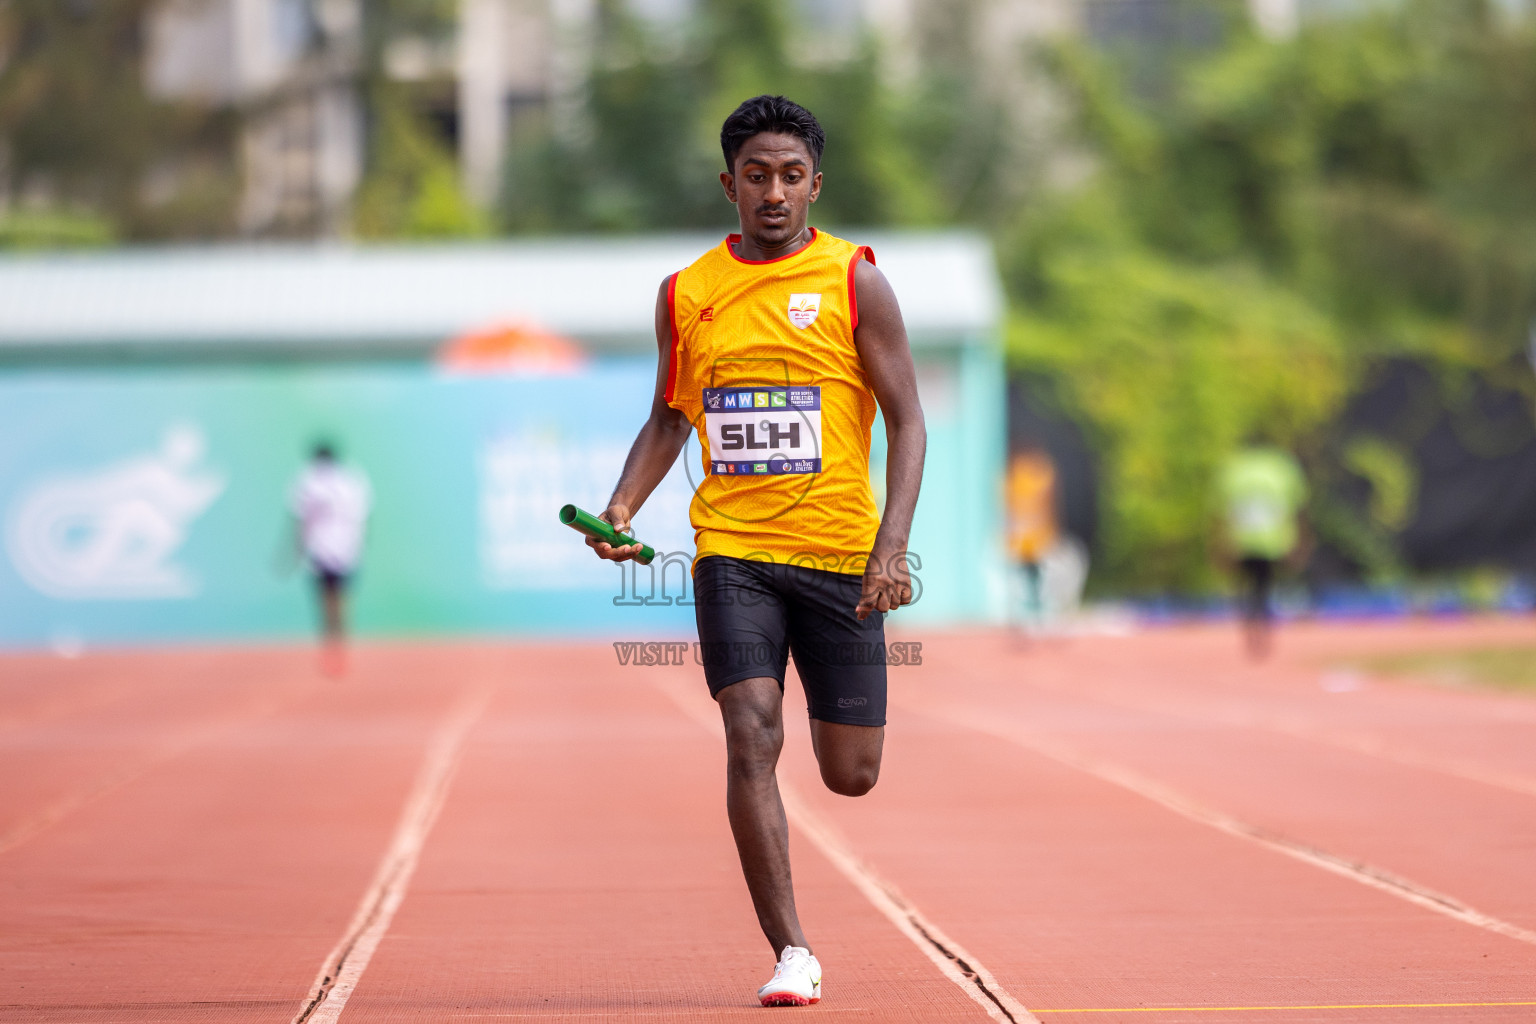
[702,386,822,475]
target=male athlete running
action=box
[587,95,925,1006]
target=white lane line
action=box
[1003,663,1536,802]
[290,686,492,1024]
[1259,721,1536,801]
[778,782,1040,1024]
[651,672,1038,1024]
[921,702,1536,949]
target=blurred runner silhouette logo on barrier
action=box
[4,425,225,599]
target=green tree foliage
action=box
[1011,242,1344,587]
[0,0,238,241]
[0,0,478,241]
[499,0,995,234]
[6,0,1531,591]
[352,0,485,239]
[352,82,487,239]
[1007,0,1536,590]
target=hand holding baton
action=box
[559,504,655,565]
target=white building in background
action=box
[145,0,364,237]
[141,0,1342,239]
[1249,0,1300,38]
[454,0,570,208]
[142,0,1082,233]
[145,0,569,230]
[1247,0,1530,37]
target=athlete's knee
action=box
[722,704,783,779]
[726,732,782,781]
[820,759,879,797]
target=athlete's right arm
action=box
[587,276,693,562]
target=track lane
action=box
[0,649,208,732]
[905,629,1536,932]
[1017,622,1536,777]
[0,645,497,1023]
[5,625,1534,1023]
[334,647,998,1023]
[763,625,1536,1021]
[0,649,312,854]
[785,708,1535,1018]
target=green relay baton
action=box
[559,504,656,565]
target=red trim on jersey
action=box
[847,245,876,332]
[725,227,819,265]
[663,272,681,405]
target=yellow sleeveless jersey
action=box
[665,228,879,571]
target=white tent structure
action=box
[0,232,1000,359]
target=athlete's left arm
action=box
[852,259,927,621]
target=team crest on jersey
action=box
[787,293,821,329]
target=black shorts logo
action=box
[837,697,868,708]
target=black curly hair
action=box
[720,95,826,173]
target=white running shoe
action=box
[758,945,822,1007]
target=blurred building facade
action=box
[138,0,1339,239]
[145,0,365,237]
[137,0,1534,241]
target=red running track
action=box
[1,620,1534,1022]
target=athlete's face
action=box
[721,132,822,251]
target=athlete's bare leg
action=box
[717,677,809,954]
[1239,565,1275,661]
[318,581,348,677]
[321,588,345,642]
[809,720,883,796]
[1243,615,1274,661]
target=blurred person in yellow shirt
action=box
[1006,448,1058,631]
[1220,442,1308,660]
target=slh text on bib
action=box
[702,386,822,476]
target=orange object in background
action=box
[1006,449,1058,563]
[437,322,588,374]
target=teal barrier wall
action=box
[0,361,996,648]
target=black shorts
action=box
[314,566,350,594]
[693,554,887,727]
[1238,556,1275,622]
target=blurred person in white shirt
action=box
[290,442,371,673]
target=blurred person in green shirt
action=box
[1220,443,1308,660]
